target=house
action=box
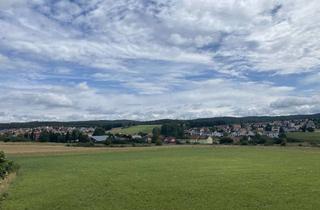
[247,131,255,137]
[190,137,213,144]
[232,124,241,131]
[164,137,176,144]
[90,135,108,142]
[142,135,152,143]
[212,131,223,137]
[264,132,279,138]
[306,120,316,129]
[132,135,142,140]
[204,136,213,144]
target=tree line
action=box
[1,113,320,130]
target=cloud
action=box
[301,73,320,85]
[77,82,90,91]
[0,0,320,122]
[0,0,24,9]
[1,77,315,122]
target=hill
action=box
[110,125,161,135]
[1,113,320,129]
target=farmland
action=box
[2,145,320,210]
[110,124,161,135]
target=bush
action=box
[264,138,274,146]
[75,142,95,147]
[0,151,19,180]
[219,137,233,145]
[176,140,183,145]
[104,139,112,146]
[155,139,163,146]
[240,136,249,145]
[307,127,315,132]
[280,139,287,146]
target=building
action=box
[90,135,108,142]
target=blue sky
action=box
[0,0,320,122]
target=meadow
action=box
[2,145,320,210]
[287,131,320,144]
[110,124,161,135]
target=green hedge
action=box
[0,151,19,180]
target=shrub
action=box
[219,137,233,145]
[240,136,249,145]
[76,142,95,147]
[176,140,183,145]
[307,127,315,132]
[0,151,19,180]
[155,139,163,146]
[280,139,287,146]
[310,142,319,147]
[104,139,112,146]
[264,138,274,146]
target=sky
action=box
[0,0,320,122]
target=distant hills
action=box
[1,113,320,130]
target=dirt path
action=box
[0,173,16,195]
[0,142,117,155]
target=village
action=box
[0,119,317,145]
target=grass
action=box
[2,146,320,210]
[287,132,320,143]
[110,124,161,135]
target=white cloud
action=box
[77,82,90,91]
[1,78,316,122]
[301,73,320,85]
[0,0,320,121]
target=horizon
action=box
[1,112,320,124]
[1,0,320,122]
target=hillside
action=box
[1,113,320,129]
[110,125,161,135]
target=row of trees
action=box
[160,123,185,138]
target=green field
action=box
[287,132,320,143]
[2,146,320,210]
[110,124,161,135]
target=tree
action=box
[39,131,50,142]
[252,134,266,145]
[307,127,315,132]
[71,129,81,141]
[30,130,36,141]
[79,133,90,143]
[160,123,185,138]
[152,127,161,143]
[240,136,249,145]
[65,131,70,142]
[220,137,233,144]
[155,139,162,146]
[104,138,112,146]
[265,124,272,131]
[93,127,106,136]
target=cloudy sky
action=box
[0,0,320,122]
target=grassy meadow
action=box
[2,146,320,210]
[110,124,161,135]
[287,132,320,144]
